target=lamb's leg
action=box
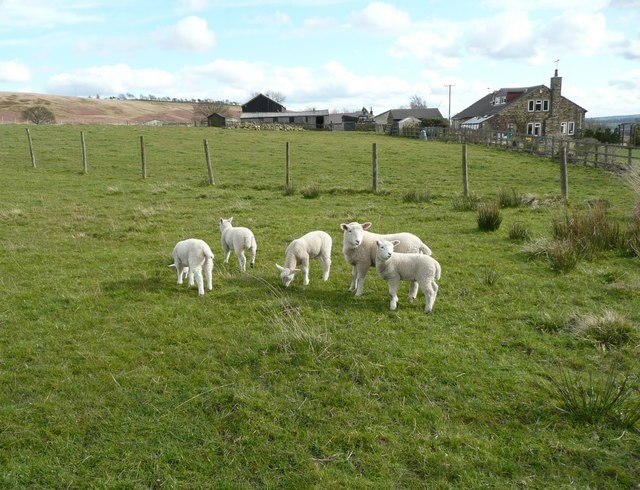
[408,281,419,302]
[237,250,247,272]
[301,258,310,286]
[249,244,256,268]
[205,258,213,291]
[193,267,205,296]
[348,266,357,292]
[354,263,369,297]
[223,250,232,264]
[424,280,439,313]
[176,260,185,285]
[388,279,400,310]
[320,255,331,281]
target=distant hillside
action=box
[0,92,241,125]
[586,114,640,128]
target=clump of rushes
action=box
[477,201,502,231]
[403,189,432,203]
[452,192,481,211]
[498,188,521,208]
[509,221,531,241]
[300,183,320,199]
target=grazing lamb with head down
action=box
[276,230,332,287]
[375,239,441,313]
[219,217,257,271]
[341,221,432,296]
[169,238,214,296]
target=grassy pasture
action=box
[1,125,639,487]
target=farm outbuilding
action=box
[242,94,286,113]
[240,110,329,129]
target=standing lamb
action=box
[341,221,432,296]
[169,238,214,296]
[219,217,257,271]
[276,230,332,287]
[375,239,441,313]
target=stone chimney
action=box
[550,69,562,116]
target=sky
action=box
[0,0,639,118]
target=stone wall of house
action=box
[488,77,585,136]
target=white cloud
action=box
[351,2,412,36]
[178,0,209,12]
[481,0,609,12]
[0,0,102,28]
[155,16,216,52]
[466,11,536,59]
[46,64,176,95]
[181,59,266,89]
[542,11,610,54]
[389,27,461,69]
[246,11,292,26]
[0,60,31,83]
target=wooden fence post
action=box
[140,135,147,179]
[560,145,569,200]
[203,139,214,185]
[285,142,291,191]
[462,143,469,197]
[594,144,599,168]
[26,128,36,168]
[81,131,88,174]
[372,142,378,193]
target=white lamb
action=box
[341,221,432,297]
[169,238,214,296]
[375,239,441,313]
[218,217,257,271]
[276,231,332,287]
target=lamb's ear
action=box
[276,264,284,271]
[376,240,380,245]
[362,222,372,230]
[219,218,223,223]
[340,223,348,231]
[229,217,233,223]
[392,240,401,246]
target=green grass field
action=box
[1,125,639,487]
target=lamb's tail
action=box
[168,263,177,268]
[419,242,432,255]
[434,260,441,281]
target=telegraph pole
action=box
[444,83,455,126]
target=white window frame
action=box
[568,121,575,135]
[535,100,542,111]
[543,100,549,111]
[528,100,534,112]
[527,122,541,136]
[560,122,567,134]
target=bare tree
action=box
[22,106,56,124]
[252,90,286,104]
[409,95,428,109]
[193,101,228,121]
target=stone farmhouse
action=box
[373,108,445,134]
[452,70,587,137]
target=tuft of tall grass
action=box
[508,221,531,241]
[283,185,297,196]
[552,202,622,258]
[565,310,636,349]
[547,364,640,429]
[476,201,502,231]
[546,239,579,272]
[623,204,640,257]
[498,188,521,208]
[403,188,432,203]
[451,192,481,211]
[300,183,320,199]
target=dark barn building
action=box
[242,94,286,113]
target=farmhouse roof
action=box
[377,108,444,120]
[452,85,543,120]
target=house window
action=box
[568,121,575,135]
[543,100,549,111]
[528,100,534,112]
[535,100,542,111]
[527,122,541,137]
[560,122,567,134]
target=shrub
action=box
[509,221,531,241]
[498,188,521,208]
[477,201,502,231]
[402,189,432,203]
[22,105,56,124]
[283,185,297,196]
[452,192,481,211]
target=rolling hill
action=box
[0,91,241,125]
